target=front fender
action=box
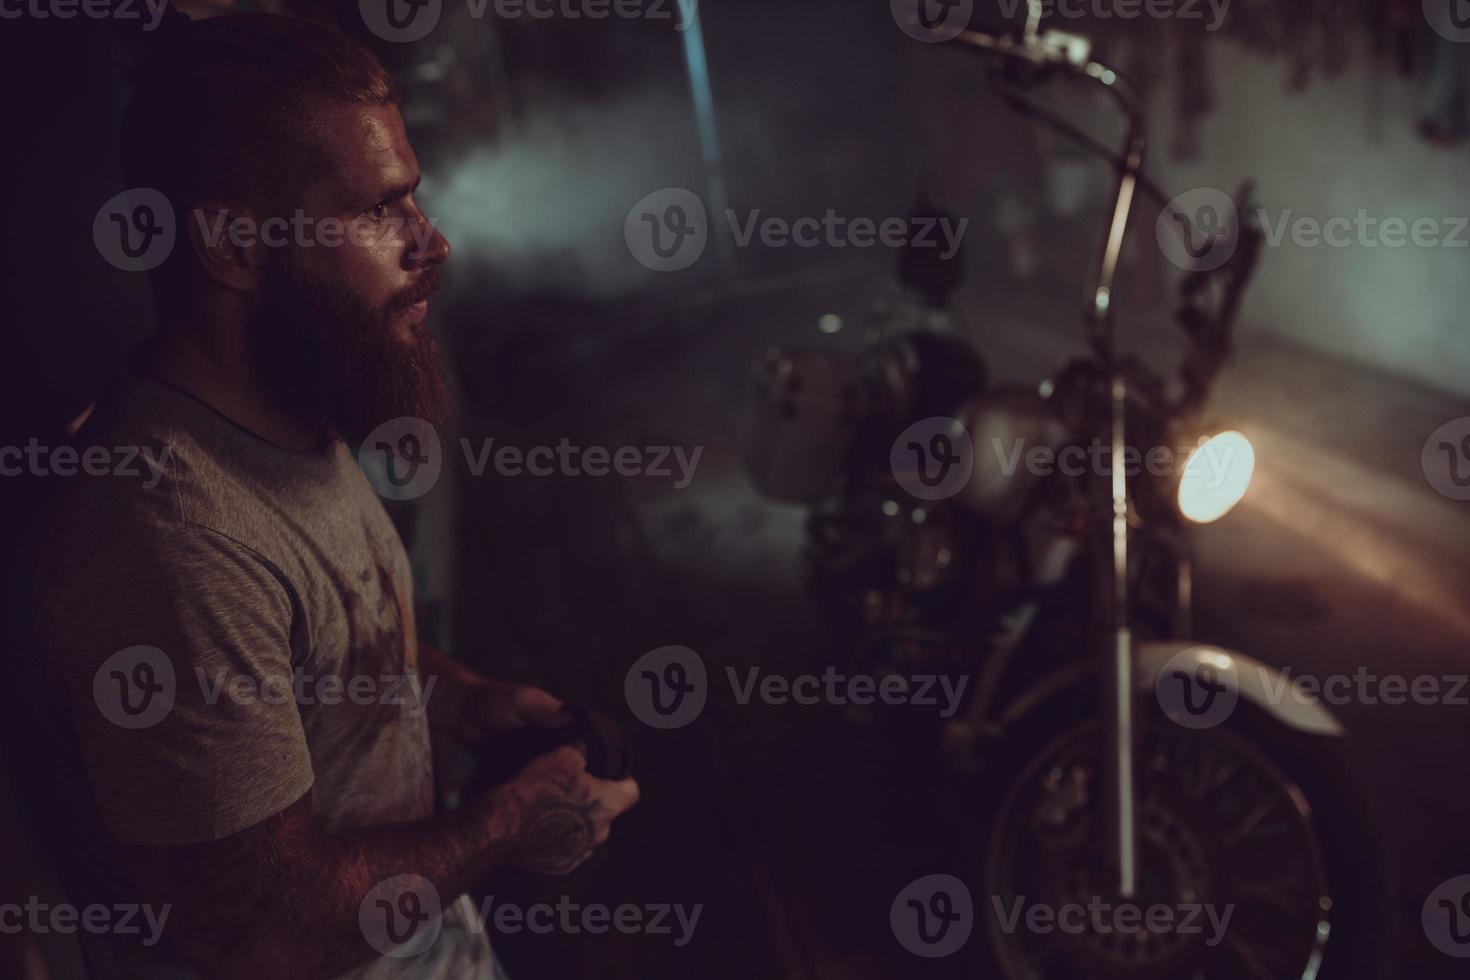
[985,641,1346,740]
[1139,641,1345,739]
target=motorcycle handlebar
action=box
[951,17,1254,411]
[952,26,1146,363]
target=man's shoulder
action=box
[35,376,351,587]
[39,381,195,572]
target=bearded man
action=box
[26,13,639,980]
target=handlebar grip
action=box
[471,707,633,791]
[568,707,633,782]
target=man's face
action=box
[247,102,453,444]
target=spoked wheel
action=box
[972,696,1387,980]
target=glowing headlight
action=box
[1177,430,1255,524]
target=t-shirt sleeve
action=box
[34,523,316,846]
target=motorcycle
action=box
[742,5,1387,978]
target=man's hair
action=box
[121,13,400,217]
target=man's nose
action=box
[406,212,450,267]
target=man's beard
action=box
[248,257,449,445]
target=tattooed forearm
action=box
[502,773,601,875]
[114,746,636,980]
[119,789,516,980]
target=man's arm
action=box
[122,744,638,980]
[35,527,640,977]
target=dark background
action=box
[3,1,1470,978]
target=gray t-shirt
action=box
[31,375,499,979]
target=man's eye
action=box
[365,202,388,221]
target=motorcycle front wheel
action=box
[965,684,1391,980]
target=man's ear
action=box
[186,201,271,292]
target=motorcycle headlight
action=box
[1176,430,1255,524]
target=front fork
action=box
[1100,373,1139,898]
[1094,391,1198,899]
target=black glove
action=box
[471,706,632,793]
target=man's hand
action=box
[464,680,568,736]
[417,643,566,741]
[489,746,640,875]
[414,644,640,872]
